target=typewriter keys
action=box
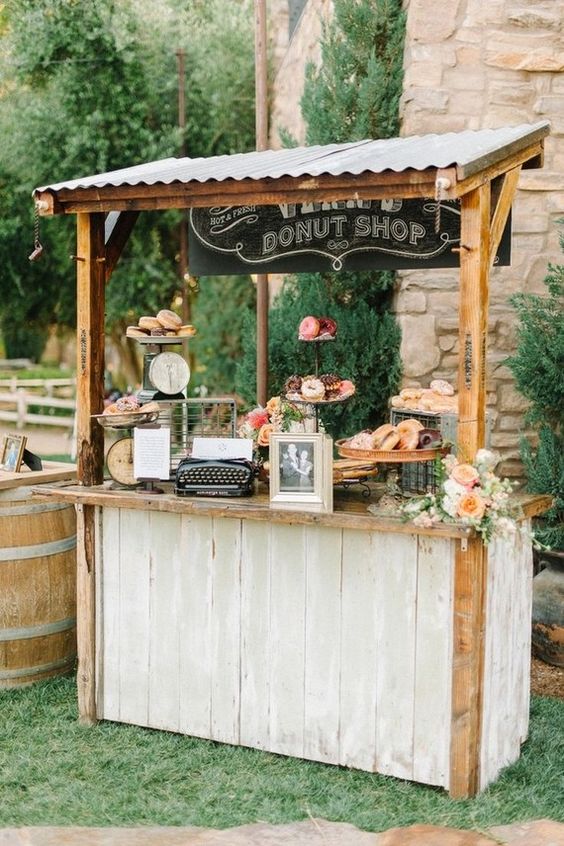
[106,437,137,487]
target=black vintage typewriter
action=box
[175,457,257,497]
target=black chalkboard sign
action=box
[188,199,511,275]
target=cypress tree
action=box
[237,0,406,439]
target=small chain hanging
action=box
[28,203,44,261]
[434,176,451,234]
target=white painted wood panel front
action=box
[94,507,530,791]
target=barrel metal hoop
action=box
[0,616,76,642]
[1,501,71,517]
[0,654,77,680]
[0,534,77,562]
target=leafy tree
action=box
[506,243,564,549]
[238,0,406,439]
[0,0,256,387]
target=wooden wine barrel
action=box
[0,486,77,687]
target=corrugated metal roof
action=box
[35,122,549,195]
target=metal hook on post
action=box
[434,176,452,234]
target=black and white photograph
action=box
[279,440,314,493]
[269,433,333,514]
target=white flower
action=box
[442,495,459,518]
[442,454,459,473]
[413,512,435,528]
[475,449,499,472]
[443,478,467,499]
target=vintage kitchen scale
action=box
[96,333,238,489]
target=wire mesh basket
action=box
[156,397,237,478]
[390,408,491,494]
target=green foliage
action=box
[1,676,564,827]
[239,0,406,435]
[507,232,564,549]
[191,275,256,396]
[301,0,406,145]
[0,0,256,390]
[236,273,401,440]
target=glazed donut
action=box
[138,316,162,330]
[347,430,375,450]
[126,326,149,337]
[396,418,424,436]
[380,430,401,451]
[301,377,325,401]
[400,387,423,401]
[390,395,405,408]
[298,316,320,340]
[157,309,182,330]
[372,423,396,449]
[177,324,197,337]
[398,430,420,450]
[430,379,455,397]
[116,395,140,412]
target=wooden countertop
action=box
[0,461,76,490]
[32,480,551,540]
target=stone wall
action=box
[270,0,564,474]
[399,0,564,474]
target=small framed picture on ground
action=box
[269,432,333,513]
[0,433,27,473]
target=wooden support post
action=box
[450,184,490,797]
[255,0,269,406]
[76,212,105,724]
[456,184,491,461]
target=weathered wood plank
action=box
[210,517,241,745]
[375,532,418,780]
[240,521,271,750]
[76,503,97,724]
[147,511,182,732]
[178,515,213,739]
[488,167,521,266]
[97,506,120,721]
[303,526,342,765]
[269,523,306,758]
[117,509,151,727]
[339,529,378,771]
[412,536,454,788]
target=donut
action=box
[150,327,168,336]
[126,326,149,337]
[298,316,320,340]
[398,430,419,450]
[284,374,302,394]
[157,309,182,330]
[318,316,337,337]
[372,423,396,449]
[116,395,140,412]
[301,377,325,401]
[347,430,375,450]
[338,379,355,396]
[177,324,197,337]
[103,402,120,415]
[390,395,405,408]
[418,429,443,448]
[400,387,423,401]
[138,316,162,330]
[380,430,401,451]
[396,418,424,436]
[430,379,455,397]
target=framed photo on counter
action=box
[269,432,333,513]
[0,433,27,473]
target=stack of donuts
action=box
[344,418,442,452]
[284,373,355,403]
[298,315,338,340]
[103,398,160,416]
[126,309,196,339]
[390,380,458,414]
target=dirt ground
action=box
[530,655,564,699]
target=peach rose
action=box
[266,396,281,416]
[451,463,480,488]
[457,491,486,520]
[257,423,274,447]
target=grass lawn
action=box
[1,676,563,831]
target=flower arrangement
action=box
[237,396,307,449]
[400,449,528,545]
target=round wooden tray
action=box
[335,439,448,463]
[92,408,160,430]
[126,334,195,345]
[285,387,355,405]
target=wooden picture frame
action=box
[0,433,27,473]
[269,432,333,513]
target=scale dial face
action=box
[148,351,190,395]
[106,438,137,487]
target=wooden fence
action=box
[0,378,76,429]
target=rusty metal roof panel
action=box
[35,122,549,195]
